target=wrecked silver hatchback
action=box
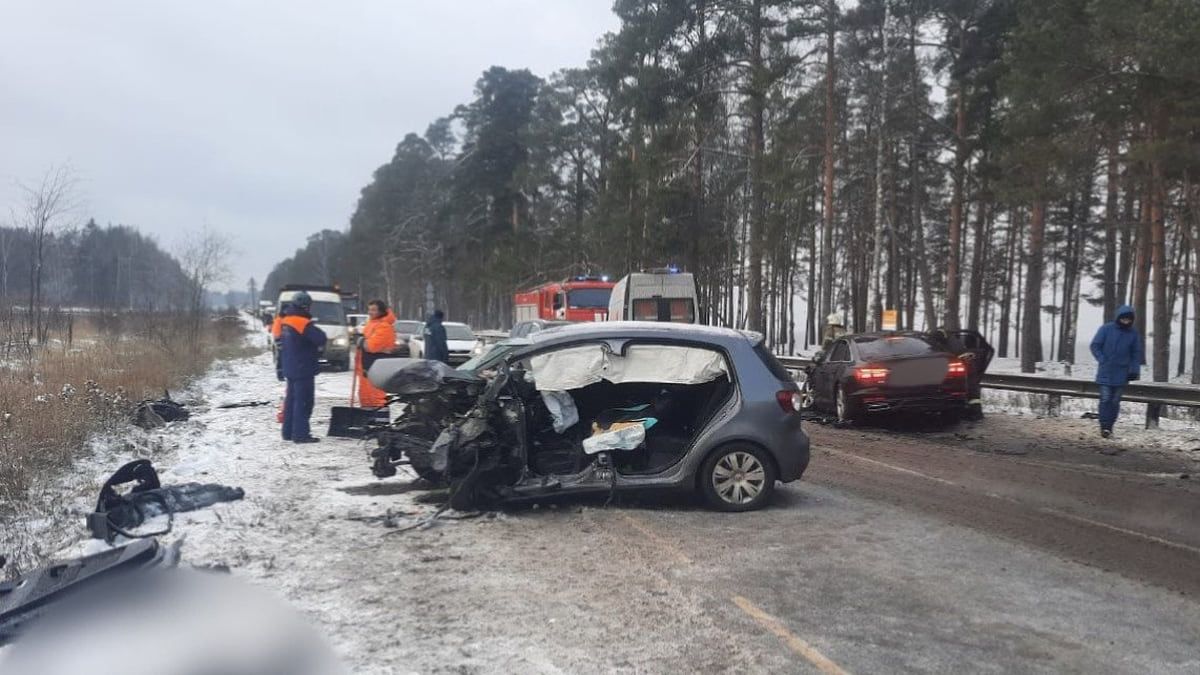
[367,324,811,512]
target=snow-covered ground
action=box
[3,322,1198,672]
[0,329,448,672]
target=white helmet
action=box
[826,313,842,326]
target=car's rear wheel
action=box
[835,386,860,424]
[700,444,777,512]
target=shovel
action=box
[328,350,389,438]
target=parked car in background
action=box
[368,322,810,512]
[800,332,991,424]
[393,319,425,357]
[346,313,369,337]
[456,337,532,375]
[509,319,572,338]
[408,321,478,365]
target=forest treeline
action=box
[0,219,191,311]
[264,0,1200,381]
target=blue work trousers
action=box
[283,376,315,441]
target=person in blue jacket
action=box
[1089,304,1143,438]
[423,309,450,364]
[278,292,327,443]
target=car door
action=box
[823,340,854,404]
[811,339,851,409]
[948,329,995,374]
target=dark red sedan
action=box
[801,332,987,424]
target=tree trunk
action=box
[943,21,968,330]
[1180,245,1189,378]
[1148,155,1168,427]
[998,210,1021,358]
[1133,177,1151,340]
[820,0,837,327]
[868,0,892,331]
[1022,187,1047,373]
[746,0,766,334]
[967,180,989,331]
[1103,135,1120,319]
[690,0,708,319]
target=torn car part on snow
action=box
[131,391,189,429]
[87,460,245,542]
[366,324,811,512]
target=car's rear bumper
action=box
[772,415,811,482]
[859,394,967,413]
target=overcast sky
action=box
[0,0,617,292]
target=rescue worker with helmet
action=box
[356,300,397,407]
[822,313,847,349]
[278,291,326,443]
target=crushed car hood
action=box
[366,358,482,395]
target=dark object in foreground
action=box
[327,405,389,438]
[87,460,245,542]
[0,539,175,646]
[131,391,189,429]
[216,400,272,409]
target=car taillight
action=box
[776,390,802,413]
[946,359,967,378]
[854,365,889,385]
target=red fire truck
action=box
[514,276,616,322]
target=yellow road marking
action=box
[619,513,693,565]
[732,596,852,675]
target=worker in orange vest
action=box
[356,300,397,407]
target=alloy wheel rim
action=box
[712,451,766,505]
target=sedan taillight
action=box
[946,359,967,378]
[854,365,889,385]
[776,390,802,413]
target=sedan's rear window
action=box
[855,336,936,359]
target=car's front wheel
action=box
[700,444,778,512]
[799,379,816,411]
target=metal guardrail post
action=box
[1047,394,1061,418]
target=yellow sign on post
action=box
[881,309,898,332]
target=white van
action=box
[276,286,351,371]
[608,270,698,323]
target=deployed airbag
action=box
[540,391,579,433]
[530,344,728,391]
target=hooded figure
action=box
[423,310,450,364]
[356,300,397,407]
[1089,304,1143,437]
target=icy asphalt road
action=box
[15,345,1200,674]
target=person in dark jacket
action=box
[278,292,327,443]
[423,310,449,364]
[1089,304,1143,438]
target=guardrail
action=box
[775,356,1200,410]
